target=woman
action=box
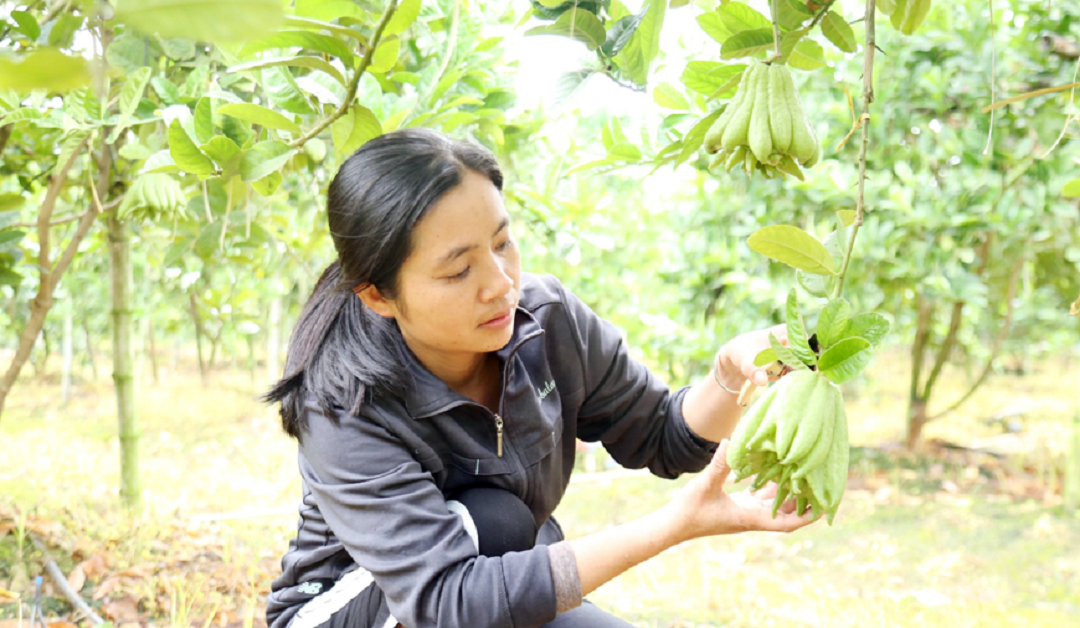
[265,128,817,628]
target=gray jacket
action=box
[267,273,718,628]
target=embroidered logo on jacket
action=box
[538,380,556,400]
[297,581,323,595]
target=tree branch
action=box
[288,0,399,149]
[4,199,119,230]
[910,295,933,401]
[921,300,965,401]
[833,0,875,298]
[929,255,1025,421]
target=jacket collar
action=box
[398,305,545,419]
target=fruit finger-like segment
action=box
[776,154,805,181]
[771,371,815,459]
[771,480,791,519]
[725,145,748,172]
[751,462,782,490]
[781,68,818,166]
[744,149,758,175]
[795,490,809,516]
[783,376,833,466]
[748,65,773,163]
[706,65,756,152]
[721,64,759,151]
[824,394,850,510]
[727,382,781,470]
[768,65,793,154]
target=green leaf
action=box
[217,103,301,135]
[526,8,607,51]
[11,11,40,40]
[239,141,295,182]
[161,37,197,60]
[754,348,778,367]
[193,97,215,144]
[141,149,183,174]
[384,0,421,37]
[821,11,857,53]
[48,14,84,48]
[119,67,153,120]
[106,35,149,74]
[151,76,182,105]
[777,0,814,31]
[837,209,856,226]
[616,0,665,85]
[0,108,45,125]
[676,107,723,165]
[891,0,932,35]
[785,39,826,71]
[240,30,354,65]
[697,11,731,44]
[818,337,872,384]
[250,170,284,196]
[1064,179,1080,198]
[680,62,744,97]
[770,333,807,370]
[115,0,284,42]
[227,55,346,86]
[168,119,215,175]
[0,194,26,213]
[718,2,771,33]
[53,131,90,174]
[844,313,890,347]
[747,225,838,275]
[201,136,243,176]
[0,48,90,92]
[261,66,315,115]
[815,298,851,350]
[786,289,816,367]
[653,82,689,110]
[602,11,646,57]
[370,38,401,73]
[0,230,26,246]
[295,0,364,22]
[720,28,774,60]
[796,269,835,298]
[0,268,21,287]
[331,105,382,159]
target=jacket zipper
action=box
[494,414,504,457]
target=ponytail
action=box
[264,261,407,439]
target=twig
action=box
[983,0,996,155]
[770,0,783,60]
[981,81,1080,113]
[4,198,119,230]
[833,0,875,299]
[1040,51,1080,158]
[807,0,839,31]
[29,536,105,625]
[288,0,399,149]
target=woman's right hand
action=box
[667,439,819,543]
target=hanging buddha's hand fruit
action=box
[703,62,820,180]
[726,289,890,526]
[727,370,848,525]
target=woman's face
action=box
[380,169,521,363]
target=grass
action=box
[1,349,1078,627]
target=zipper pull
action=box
[494,414,504,458]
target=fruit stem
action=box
[834,0,876,300]
[769,0,783,61]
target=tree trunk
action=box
[267,296,282,384]
[83,319,98,381]
[147,316,159,385]
[108,214,140,510]
[62,306,73,406]
[189,292,208,387]
[906,398,929,450]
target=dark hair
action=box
[265,128,504,438]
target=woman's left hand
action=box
[714,323,789,391]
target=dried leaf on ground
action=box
[67,563,86,593]
[104,595,141,623]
